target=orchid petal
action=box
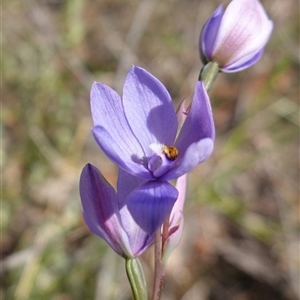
[91,82,151,176]
[176,81,215,150]
[222,49,263,72]
[79,163,133,257]
[92,126,154,180]
[122,66,178,151]
[161,81,214,180]
[200,5,224,60]
[176,98,189,133]
[119,205,155,257]
[169,174,187,227]
[163,217,184,262]
[126,181,178,236]
[213,0,273,68]
[117,168,146,206]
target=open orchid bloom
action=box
[79,164,178,258]
[200,0,273,72]
[91,66,215,181]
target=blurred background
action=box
[2,0,299,299]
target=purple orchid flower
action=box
[200,0,273,73]
[79,163,178,258]
[90,66,214,181]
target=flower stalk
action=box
[152,229,166,300]
[199,61,219,92]
[126,258,148,300]
[151,174,187,300]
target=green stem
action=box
[199,61,219,91]
[125,258,148,300]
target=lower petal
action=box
[117,168,146,206]
[222,49,263,73]
[123,181,178,255]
